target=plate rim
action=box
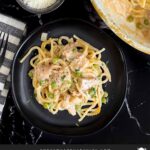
[11,18,128,136]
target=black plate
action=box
[12,19,127,136]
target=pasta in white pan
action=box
[127,0,150,29]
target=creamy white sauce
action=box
[23,0,57,9]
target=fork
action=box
[0,31,9,67]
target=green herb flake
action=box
[48,92,54,99]
[75,69,82,77]
[52,57,59,64]
[89,87,96,98]
[61,75,66,81]
[51,81,57,89]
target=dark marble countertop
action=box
[0,0,150,144]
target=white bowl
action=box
[16,0,64,14]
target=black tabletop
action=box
[0,0,150,144]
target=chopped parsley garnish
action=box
[75,69,82,77]
[102,97,107,104]
[136,22,143,29]
[61,75,66,81]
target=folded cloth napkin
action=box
[0,13,26,120]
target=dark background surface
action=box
[0,0,150,144]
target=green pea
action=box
[136,22,143,29]
[89,87,96,98]
[39,80,46,86]
[43,103,52,109]
[28,70,33,78]
[51,81,57,89]
[144,19,149,26]
[102,97,107,104]
[48,92,54,99]
[127,15,134,22]
[52,57,59,64]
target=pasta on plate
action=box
[20,35,111,122]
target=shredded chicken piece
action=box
[35,64,51,81]
[69,97,82,105]
[62,43,81,61]
[70,57,89,72]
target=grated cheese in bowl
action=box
[23,0,57,9]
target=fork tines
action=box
[0,31,9,66]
